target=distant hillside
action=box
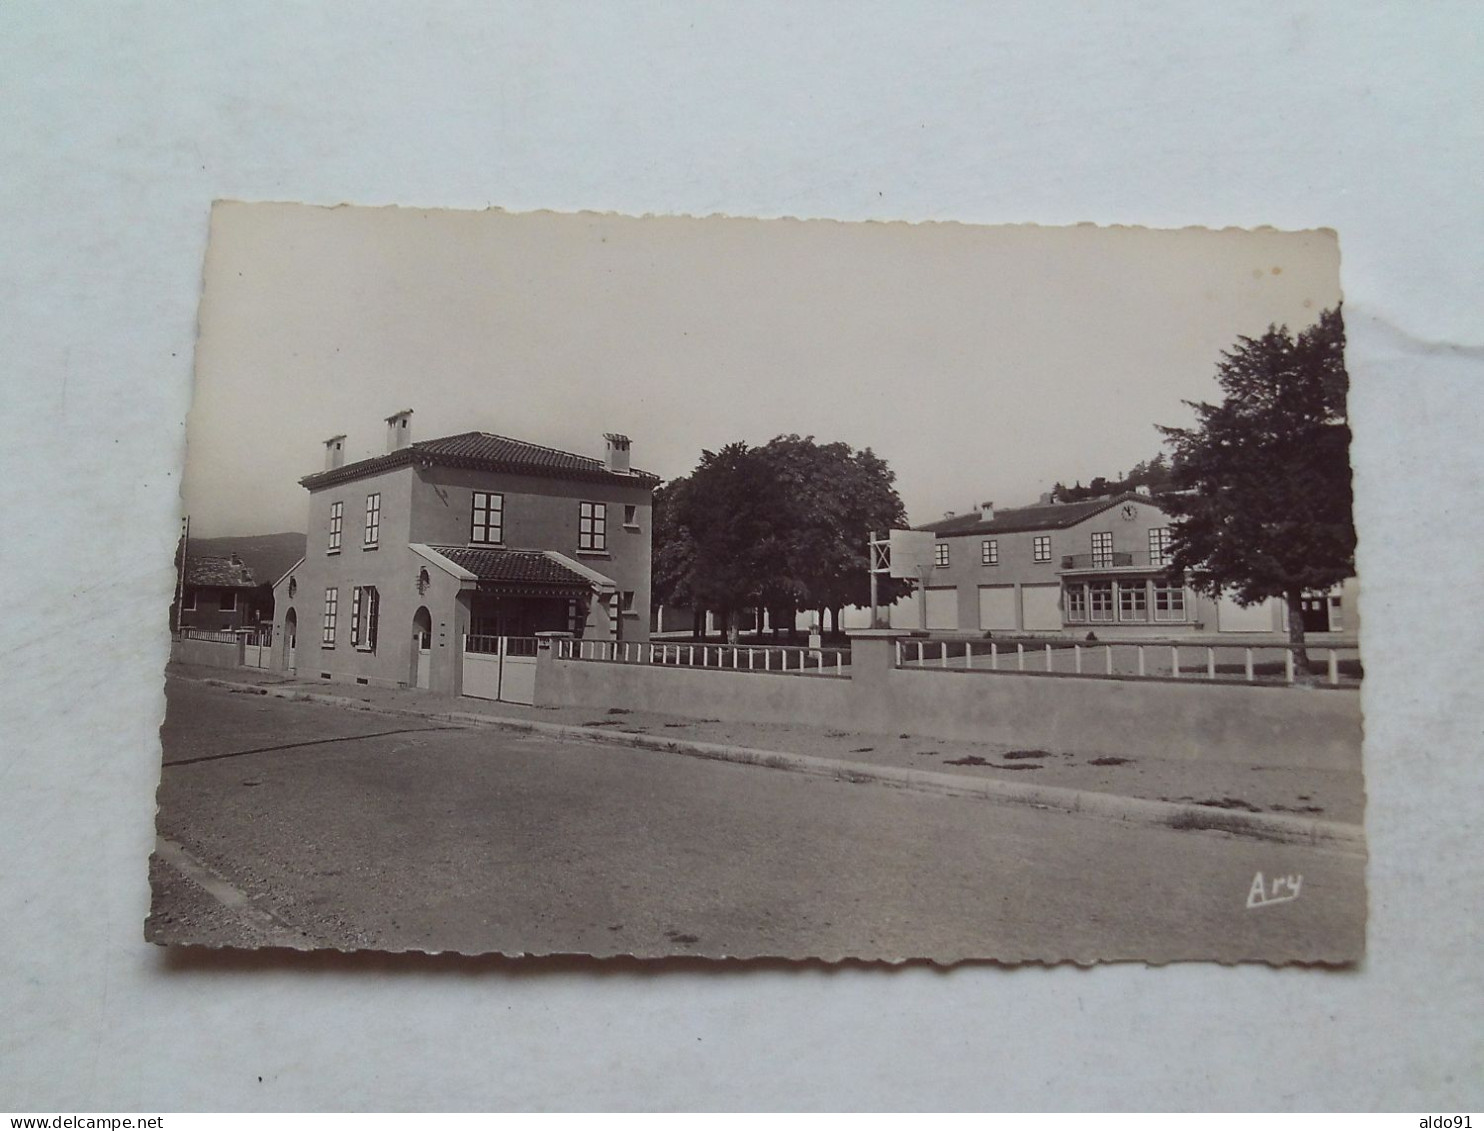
[1051,454,1176,504]
[186,532,306,587]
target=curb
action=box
[199,677,1365,855]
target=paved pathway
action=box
[152,677,1365,962]
[174,662,1365,825]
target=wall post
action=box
[533,631,574,707]
[845,629,911,729]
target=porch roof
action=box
[427,545,594,594]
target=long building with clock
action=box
[909,491,1357,640]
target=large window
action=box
[935,541,950,568]
[350,586,380,651]
[322,587,339,646]
[1149,526,1174,567]
[471,491,504,545]
[220,591,237,611]
[1033,535,1052,563]
[328,501,343,553]
[1152,581,1187,622]
[579,501,608,552]
[1087,581,1114,623]
[981,539,998,566]
[1065,584,1087,621]
[1091,530,1114,568]
[1119,580,1148,622]
[363,493,381,548]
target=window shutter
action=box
[368,588,379,650]
[351,587,362,646]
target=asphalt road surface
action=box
[150,678,1365,963]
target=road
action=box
[151,678,1365,962]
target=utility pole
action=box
[173,514,190,635]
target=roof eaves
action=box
[299,436,660,490]
[409,543,479,584]
[915,492,1160,536]
[541,550,615,592]
[271,556,306,589]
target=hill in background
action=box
[186,532,305,587]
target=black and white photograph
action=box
[150,202,1363,963]
[11,1,1484,1113]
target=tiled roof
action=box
[299,432,661,490]
[185,554,257,588]
[429,546,593,589]
[915,492,1162,536]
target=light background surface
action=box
[3,1,1481,1112]
[186,205,1341,537]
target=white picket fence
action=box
[558,637,850,677]
[174,626,275,668]
[894,637,1362,686]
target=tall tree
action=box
[660,443,787,642]
[761,435,909,632]
[651,436,909,641]
[650,477,701,634]
[1157,307,1354,676]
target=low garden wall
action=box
[170,636,244,670]
[536,633,1361,773]
[535,660,855,731]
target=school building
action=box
[908,491,1356,639]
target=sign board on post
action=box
[888,530,937,578]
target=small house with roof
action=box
[270,411,657,699]
[912,492,1356,639]
[176,552,259,633]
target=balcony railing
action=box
[1061,550,1174,571]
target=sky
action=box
[185,203,1341,538]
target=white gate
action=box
[461,635,538,705]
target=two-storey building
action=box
[913,492,1356,639]
[271,411,657,696]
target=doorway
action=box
[411,606,432,689]
[282,608,297,673]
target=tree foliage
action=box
[1157,307,1355,659]
[652,435,909,638]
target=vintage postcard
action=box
[150,203,1364,963]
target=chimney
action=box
[324,434,346,470]
[980,500,995,522]
[385,409,413,453]
[603,432,632,474]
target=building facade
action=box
[271,412,656,695]
[912,492,1357,639]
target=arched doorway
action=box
[411,606,432,689]
[282,608,297,673]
